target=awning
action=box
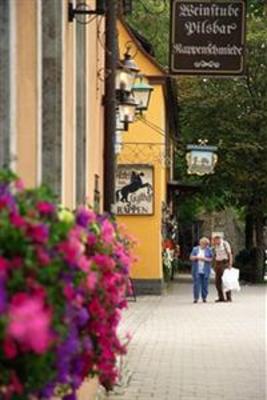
[167,181,201,195]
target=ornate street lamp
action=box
[116,51,140,93]
[116,112,127,131]
[115,131,123,155]
[118,93,138,124]
[186,140,218,176]
[68,1,106,22]
[132,76,154,113]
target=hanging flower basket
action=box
[0,170,135,400]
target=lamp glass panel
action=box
[133,89,151,111]
[118,103,136,123]
[116,69,135,92]
[116,113,125,131]
[115,131,123,155]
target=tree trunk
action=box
[254,214,265,282]
[245,212,254,250]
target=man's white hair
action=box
[212,232,224,239]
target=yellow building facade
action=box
[0,0,177,296]
[0,0,105,211]
[0,2,179,396]
[116,20,174,294]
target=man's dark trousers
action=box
[215,260,232,301]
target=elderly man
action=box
[213,233,233,302]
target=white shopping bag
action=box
[222,268,241,292]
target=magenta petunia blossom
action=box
[87,232,97,247]
[0,279,7,313]
[93,254,115,271]
[115,245,132,270]
[0,194,16,211]
[0,173,135,397]
[0,256,9,276]
[9,213,26,228]
[59,236,83,266]
[63,284,76,301]
[36,201,56,215]
[86,271,98,291]
[27,223,49,244]
[77,255,91,272]
[36,246,51,266]
[3,336,17,359]
[8,294,52,354]
[101,219,115,244]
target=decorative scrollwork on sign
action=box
[194,60,220,69]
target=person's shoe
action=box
[203,299,207,303]
[193,300,198,303]
[215,299,225,302]
[226,298,232,302]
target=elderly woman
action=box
[190,237,213,303]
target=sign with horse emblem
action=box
[115,164,154,215]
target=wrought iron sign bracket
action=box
[68,1,106,23]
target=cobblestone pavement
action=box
[99,276,266,400]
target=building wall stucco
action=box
[5,0,105,212]
[86,14,105,209]
[63,0,76,209]
[117,21,167,284]
[0,0,11,168]
[16,0,38,187]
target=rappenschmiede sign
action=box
[170,0,246,75]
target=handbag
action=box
[222,268,241,292]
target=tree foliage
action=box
[127,2,267,274]
[126,0,170,66]
[128,1,267,211]
[177,14,267,217]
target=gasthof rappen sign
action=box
[170,0,246,75]
[115,164,154,215]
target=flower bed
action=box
[0,171,135,399]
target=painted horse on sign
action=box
[116,171,152,204]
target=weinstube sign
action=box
[170,0,246,75]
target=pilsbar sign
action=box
[170,0,246,75]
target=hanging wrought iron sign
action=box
[186,142,218,175]
[115,164,154,215]
[170,0,246,75]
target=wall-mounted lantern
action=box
[115,46,153,137]
[116,112,127,132]
[186,140,218,176]
[116,50,140,130]
[68,1,106,23]
[115,131,123,155]
[132,76,154,113]
[116,51,140,94]
[118,94,138,124]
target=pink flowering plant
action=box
[0,170,135,399]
